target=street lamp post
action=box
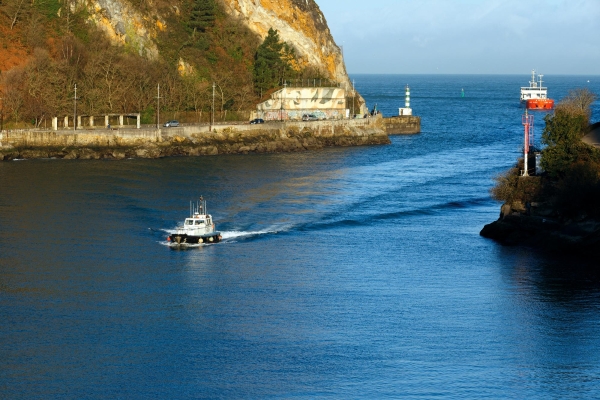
[281,81,287,122]
[156,84,162,129]
[211,82,215,131]
[352,80,355,118]
[73,83,78,131]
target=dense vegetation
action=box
[0,0,328,127]
[492,89,600,219]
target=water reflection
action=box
[495,246,600,395]
[499,247,600,306]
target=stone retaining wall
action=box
[0,118,389,160]
[383,116,421,135]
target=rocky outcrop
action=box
[85,0,160,59]
[75,0,361,108]
[480,202,600,255]
[80,0,353,90]
[222,0,348,87]
[221,0,362,108]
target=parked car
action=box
[249,118,265,124]
[163,120,179,127]
[302,114,318,121]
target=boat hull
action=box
[526,99,554,110]
[167,232,222,248]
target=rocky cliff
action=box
[221,0,350,89]
[85,0,160,59]
[70,0,351,87]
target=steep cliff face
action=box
[2,0,351,88]
[86,0,161,59]
[221,0,351,89]
[81,0,351,89]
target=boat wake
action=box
[220,230,278,240]
[154,227,279,247]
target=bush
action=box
[491,160,542,204]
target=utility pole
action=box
[156,84,162,129]
[211,82,215,131]
[73,83,78,131]
[0,96,3,132]
[352,79,355,118]
[281,81,287,122]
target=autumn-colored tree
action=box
[0,0,312,127]
[2,68,25,124]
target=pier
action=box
[383,116,421,135]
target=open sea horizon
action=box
[1,74,600,398]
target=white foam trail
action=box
[220,230,273,239]
[158,241,205,248]
[157,228,273,239]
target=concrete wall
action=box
[0,118,379,149]
[383,116,421,135]
[0,129,161,147]
[257,87,347,121]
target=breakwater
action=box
[0,119,389,161]
[383,116,421,135]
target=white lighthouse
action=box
[399,84,412,116]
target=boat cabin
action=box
[520,70,548,101]
[185,217,207,226]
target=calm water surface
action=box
[1,75,600,398]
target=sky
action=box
[318,0,600,75]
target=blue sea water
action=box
[1,75,600,398]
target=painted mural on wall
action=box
[260,109,345,121]
[257,87,347,121]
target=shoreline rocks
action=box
[480,202,600,255]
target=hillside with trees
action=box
[0,0,332,128]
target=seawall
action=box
[0,119,390,160]
[383,116,421,135]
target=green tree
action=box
[184,0,217,50]
[188,0,216,34]
[538,88,600,217]
[541,90,598,179]
[253,28,292,95]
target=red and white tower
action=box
[522,109,534,176]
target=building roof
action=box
[582,122,600,148]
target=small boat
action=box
[520,70,554,110]
[167,197,222,248]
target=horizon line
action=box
[347,72,600,76]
